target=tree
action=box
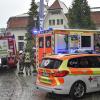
[68,0,96,29]
[28,0,38,33]
[25,0,38,69]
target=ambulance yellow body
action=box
[36,53,100,99]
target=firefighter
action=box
[18,50,24,74]
[24,50,31,75]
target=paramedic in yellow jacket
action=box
[24,50,31,75]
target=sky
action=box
[0,0,100,28]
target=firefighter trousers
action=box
[19,62,24,73]
[25,63,31,75]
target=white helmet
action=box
[19,50,23,54]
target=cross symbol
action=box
[88,76,93,82]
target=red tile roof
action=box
[49,0,62,10]
[7,16,29,29]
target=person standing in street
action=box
[24,50,31,75]
[18,50,24,74]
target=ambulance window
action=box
[81,36,91,47]
[39,37,44,48]
[78,57,89,68]
[87,56,100,68]
[97,56,100,67]
[40,58,62,69]
[46,36,51,48]
[68,58,78,68]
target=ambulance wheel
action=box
[69,81,86,99]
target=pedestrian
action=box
[24,50,31,75]
[18,50,24,74]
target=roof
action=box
[48,0,68,14]
[91,7,100,12]
[49,0,62,10]
[91,11,100,25]
[7,15,29,29]
[15,13,29,17]
[44,54,100,60]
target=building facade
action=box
[44,0,69,29]
[6,0,100,51]
[7,14,29,51]
[91,11,100,29]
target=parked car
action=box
[36,53,100,99]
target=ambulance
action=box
[36,53,100,99]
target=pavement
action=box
[0,65,99,100]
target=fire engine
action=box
[35,29,100,68]
[0,35,17,69]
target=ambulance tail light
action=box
[38,71,42,75]
[52,70,69,77]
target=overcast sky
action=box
[0,0,100,28]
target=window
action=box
[18,36,24,40]
[68,56,100,68]
[68,58,78,68]
[87,56,100,68]
[57,19,60,25]
[49,20,55,25]
[78,57,89,68]
[68,57,89,68]
[18,42,24,50]
[49,20,51,25]
[40,58,62,69]
[61,19,63,24]
[81,36,91,47]
[57,19,63,25]
[46,36,51,48]
[39,37,44,48]
[53,20,55,25]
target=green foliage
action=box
[25,32,33,63]
[68,0,96,29]
[25,0,38,65]
[28,0,38,33]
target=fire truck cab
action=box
[0,35,17,69]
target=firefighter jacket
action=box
[24,52,31,63]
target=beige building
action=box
[44,0,69,29]
[7,13,29,51]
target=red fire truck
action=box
[0,35,17,69]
